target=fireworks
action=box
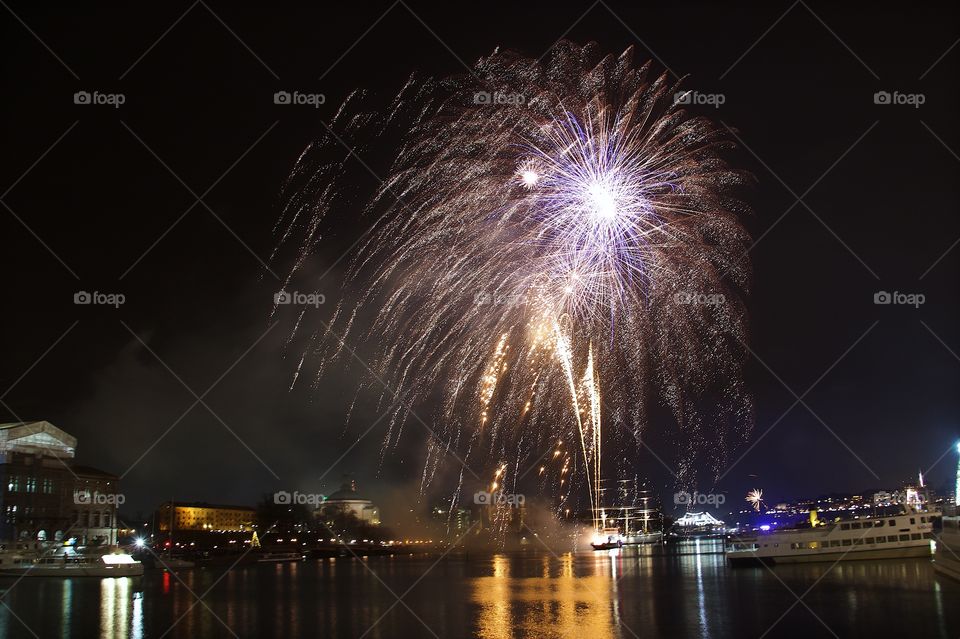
[273,42,753,522]
[746,488,764,512]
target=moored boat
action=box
[933,514,960,581]
[0,545,143,577]
[727,509,937,565]
[256,551,306,563]
[590,527,624,550]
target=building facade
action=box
[316,480,380,526]
[0,421,119,545]
[156,501,255,532]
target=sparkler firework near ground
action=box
[273,41,754,529]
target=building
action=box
[430,499,471,537]
[316,479,380,526]
[156,501,255,532]
[0,421,119,545]
[873,491,894,505]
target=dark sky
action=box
[2,2,958,523]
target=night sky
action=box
[2,2,958,522]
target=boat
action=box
[256,551,306,563]
[0,545,144,577]
[591,527,624,550]
[934,513,960,581]
[727,508,937,566]
[156,554,195,570]
[624,530,663,545]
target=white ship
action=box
[934,514,960,581]
[727,509,937,565]
[0,545,144,577]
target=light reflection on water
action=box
[0,545,956,639]
[472,553,619,639]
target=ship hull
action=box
[0,564,144,577]
[934,516,960,581]
[729,542,931,566]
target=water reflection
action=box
[472,553,620,639]
[99,578,138,639]
[0,550,955,638]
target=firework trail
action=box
[272,42,753,525]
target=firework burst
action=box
[746,488,764,512]
[272,42,753,524]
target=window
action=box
[888,520,896,526]
[853,539,864,545]
[875,521,885,528]
[42,478,54,494]
[830,540,841,547]
[865,538,874,544]
[911,533,921,541]
[924,533,933,539]
[842,539,852,546]
[921,517,926,523]
[910,518,916,525]
[7,476,19,492]
[25,477,36,493]
[876,536,886,543]
[841,523,850,530]
[899,534,910,542]
[851,522,862,530]
[808,542,820,549]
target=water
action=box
[1,542,957,638]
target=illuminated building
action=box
[0,421,120,545]
[430,499,471,536]
[156,502,255,532]
[316,479,380,526]
[955,441,960,508]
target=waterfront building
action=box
[156,501,255,532]
[0,421,120,545]
[316,479,380,526]
[430,499,471,536]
